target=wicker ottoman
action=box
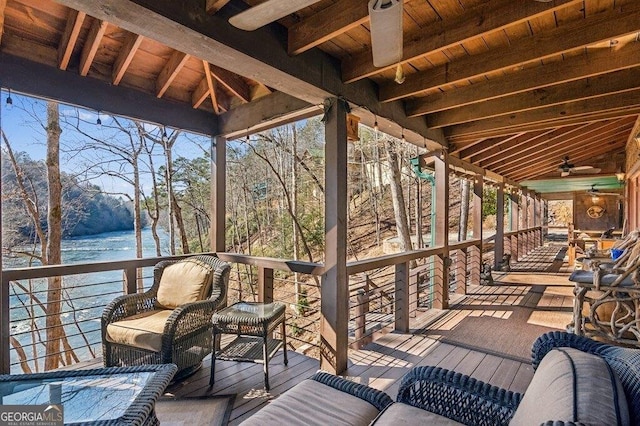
[210,301,287,390]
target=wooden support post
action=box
[494,183,505,271]
[510,192,519,261]
[211,136,226,252]
[258,267,274,303]
[454,249,467,294]
[354,290,369,349]
[433,151,450,309]
[320,97,348,374]
[123,267,137,294]
[395,262,410,332]
[469,175,483,288]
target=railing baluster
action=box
[394,262,409,333]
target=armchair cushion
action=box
[371,402,463,425]
[240,379,381,426]
[510,348,629,425]
[105,310,172,352]
[157,258,213,309]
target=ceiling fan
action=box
[229,0,404,69]
[587,184,622,198]
[557,156,600,177]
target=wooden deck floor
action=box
[62,244,576,425]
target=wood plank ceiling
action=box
[1,0,639,184]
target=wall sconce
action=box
[615,169,625,184]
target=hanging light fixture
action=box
[373,115,379,133]
[400,128,405,144]
[162,129,169,143]
[5,88,13,110]
[369,0,403,68]
[96,111,102,128]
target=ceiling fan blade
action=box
[572,165,595,171]
[573,167,601,175]
[229,0,322,31]
[560,170,570,177]
[369,0,403,67]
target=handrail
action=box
[448,239,482,251]
[346,247,444,275]
[216,253,324,275]
[2,253,203,281]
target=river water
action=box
[5,228,172,372]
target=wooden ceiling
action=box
[1,0,639,184]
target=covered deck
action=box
[1,0,640,424]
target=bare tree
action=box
[385,139,413,252]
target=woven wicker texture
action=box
[0,364,176,425]
[102,255,230,376]
[311,371,393,412]
[532,331,640,425]
[396,366,522,426]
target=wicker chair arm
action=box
[531,331,608,370]
[162,298,222,341]
[310,371,393,412]
[102,292,156,327]
[396,366,522,426]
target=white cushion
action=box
[510,348,629,425]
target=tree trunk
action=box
[44,101,64,371]
[459,179,470,241]
[386,140,413,252]
[291,125,302,304]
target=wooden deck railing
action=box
[1,231,542,374]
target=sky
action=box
[0,89,213,197]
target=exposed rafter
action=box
[155,51,189,98]
[205,0,231,14]
[203,60,221,114]
[58,10,86,70]
[447,90,640,139]
[210,63,250,103]
[0,0,6,46]
[406,43,640,117]
[288,0,368,55]
[112,32,142,85]
[79,18,107,76]
[428,68,640,128]
[380,3,640,102]
[341,0,582,83]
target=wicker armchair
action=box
[102,255,230,379]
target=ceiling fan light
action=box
[369,0,403,68]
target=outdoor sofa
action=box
[241,331,640,425]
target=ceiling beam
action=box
[496,125,632,177]
[209,63,250,103]
[447,90,640,138]
[428,68,640,128]
[380,2,640,102]
[460,129,558,161]
[57,9,86,70]
[512,139,628,181]
[289,0,368,55]
[0,0,6,46]
[156,51,189,98]
[448,108,640,142]
[79,18,107,76]
[53,0,446,147]
[202,60,220,114]
[342,0,581,83]
[407,43,640,117]
[478,121,622,169]
[0,52,217,135]
[205,0,231,14]
[219,91,320,138]
[112,32,143,85]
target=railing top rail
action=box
[2,253,212,282]
[346,247,445,275]
[217,253,324,275]
[448,239,482,251]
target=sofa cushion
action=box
[510,348,629,426]
[105,310,172,352]
[239,379,380,426]
[157,258,213,309]
[371,402,463,425]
